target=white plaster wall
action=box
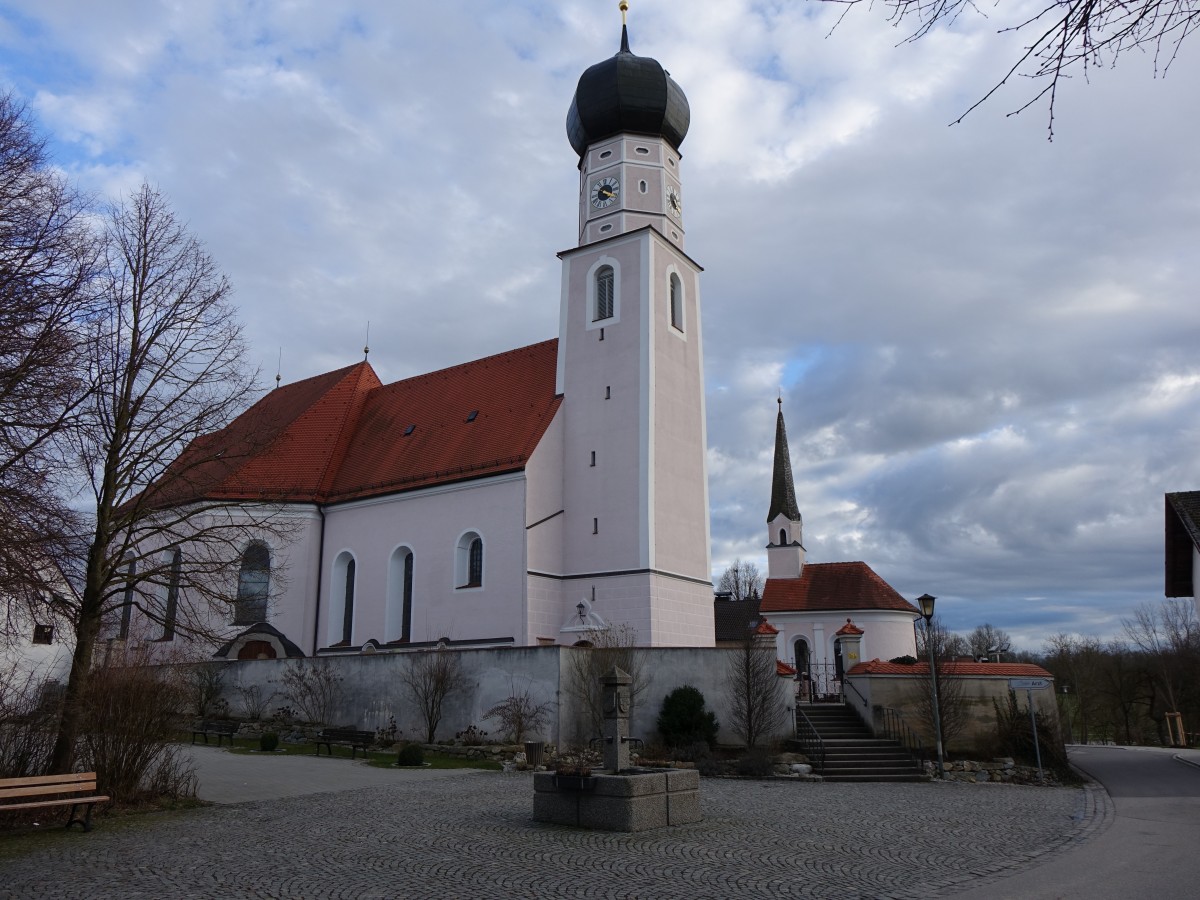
[1193,545,1200,620]
[318,474,529,647]
[769,609,919,670]
[559,235,647,578]
[213,645,792,749]
[649,235,710,583]
[104,505,324,658]
[1,604,74,685]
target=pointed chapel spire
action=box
[768,397,801,522]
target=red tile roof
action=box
[759,562,919,615]
[835,619,864,636]
[754,620,779,635]
[848,659,1053,678]
[776,660,797,676]
[150,341,562,506]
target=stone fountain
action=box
[532,666,701,832]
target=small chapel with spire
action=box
[757,401,920,684]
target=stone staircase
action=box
[793,703,925,783]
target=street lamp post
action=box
[917,593,945,779]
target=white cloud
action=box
[2,0,1198,648]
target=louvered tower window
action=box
[594,266,614,321]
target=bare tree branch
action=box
[49,183,296,773]
[823,0,1200,136]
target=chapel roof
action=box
[1165,491,1200,597]
[147,340,562,507]
[759,561,919,615]
[566,23,690,157]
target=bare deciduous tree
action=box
[724,631,787,749]
[401,649,468,743]
[826,0,1199,135]
[968,623,1013,661]
[1122,599,1198,715]
[483,679,554,743]
[912,616,971,751]
[277,659,343,727]
[0,92,95,621]
[717,558,763,603]
[567,624,648,739]
[49,183,292,773]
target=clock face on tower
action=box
[666,184,682,218]
[590,175,620,209]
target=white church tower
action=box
[553,10,714,646]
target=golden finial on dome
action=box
[619,1,629,25]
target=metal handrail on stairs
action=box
[876,706,925,770]
[794,707,826,771]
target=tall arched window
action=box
[779,528,787,546]
[387,546,414,642]
[235,542,270,625]
[594,265,614,321]
[119,556,136,639]
[456,532,483,589]
[162,548,181,641]
[669,273,683,331]
[329,551,356,645]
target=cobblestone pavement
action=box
[0,773,1107,899]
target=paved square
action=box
[0,767,1102,899]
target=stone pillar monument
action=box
[600,666,632,773]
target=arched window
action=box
[162,547,181,641]
[779,528,787,546]
[669,273,683,331]
[456,532,483,589]
[119,556,136,639]
[387,546,414,642]
[329,551,356,645]
[594,265,614,321]
[234,542,270,625]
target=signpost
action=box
[1010,677,1049,780]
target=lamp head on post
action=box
[916,593,936,623]
[577,601,587,624]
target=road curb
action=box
[1173,753,1200,770]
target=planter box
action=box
[552,774,596,792]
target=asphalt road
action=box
[953,745,1200,899]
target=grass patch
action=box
[367,750,501,771]
[191,737,501,770]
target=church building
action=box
[141,20,715,658]
[756,400,920,686]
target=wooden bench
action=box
[314,728,375,759]
[191,720,239,746]
[0,772,109,832]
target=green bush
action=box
[259,732,279,752]
[889,655,918,665]
[396,743,425,766]
[657,685,718,750]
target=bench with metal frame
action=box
[314,728,375,759]
[191,719,239,746]
[0,772,110,832]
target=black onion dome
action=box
[566,25,690,157]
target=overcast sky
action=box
[3,1,1197,650]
